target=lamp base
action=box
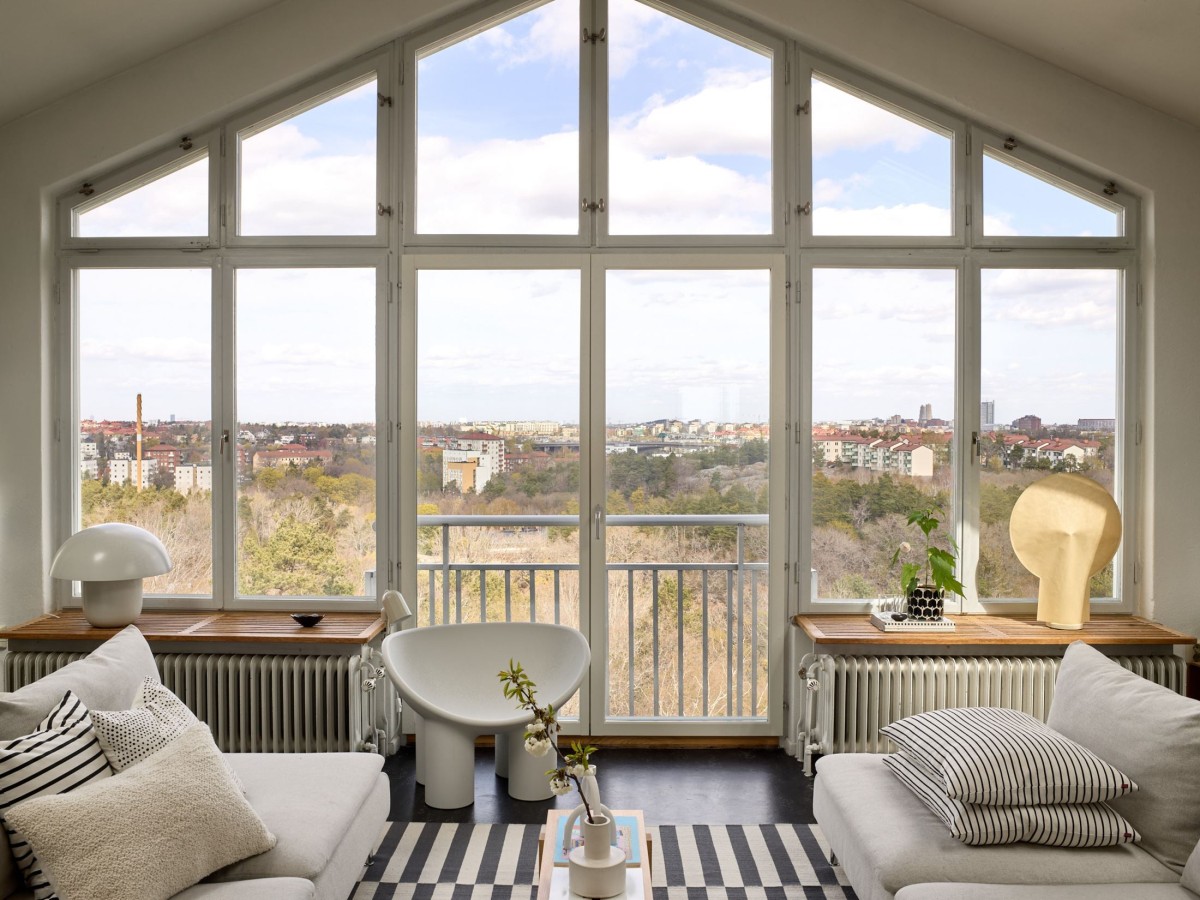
[80,579,144,627]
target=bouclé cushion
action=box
[1048,640,1200,872]
[884,751,1140,847]
[0,691,113,900]
[881,705,1135,805]
[0,625,158,740]
[4,723,276,900]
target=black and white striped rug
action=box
[352,823,857,900]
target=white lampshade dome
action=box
[50,523,173,581]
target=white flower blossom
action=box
[549,774,573,795]
[571,763,587,777]
[526,720,547,736]
[899,541,911,553]
[525,735,553,757]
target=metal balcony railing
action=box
[415,513,769,719]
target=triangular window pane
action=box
[416,0,579,235]
[983,151,1121,237]
[811,77,952,236]
[75,154,208,237]
[607,0,772,235]
[239,78,377,236]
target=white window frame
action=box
[224,49,394,249]
[58,130,220,251]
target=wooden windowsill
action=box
[0,609,385,645]
[792,613,1195,647]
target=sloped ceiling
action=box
[0,0,284,129]
[1,0,1199,130]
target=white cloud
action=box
[812,79,938,158]
[607,0,684,80]
[615,69,770,159]
[982,269,1118,330]
[812,203,952,236]
[76,157,209,238]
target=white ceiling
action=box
[1,0,1199,130]
[901,0,1200,129]
[0,0,284,129]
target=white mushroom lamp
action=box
[50,523,173,627]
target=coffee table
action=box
[537,808,652,900]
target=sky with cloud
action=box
[75,0,1121,429]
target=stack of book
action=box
[869,612,956,632]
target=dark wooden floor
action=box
[383,746,816,825]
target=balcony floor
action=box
[383,746,815,825]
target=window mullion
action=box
[214,258,237,606]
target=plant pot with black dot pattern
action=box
[906,585,945,620]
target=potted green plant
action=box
[891,506,965,619]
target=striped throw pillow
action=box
[884,752,1140,847]
[0,691,114,900]
[880,706,1135,805]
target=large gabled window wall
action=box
[56,0,1139,644]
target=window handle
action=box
[593,505,603,540]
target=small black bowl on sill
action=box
[291,613,325,628]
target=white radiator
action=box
[3,650,396,754]
[796,653,1185,774]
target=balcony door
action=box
[403,255,784,737]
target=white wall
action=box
[2,0,1198,637]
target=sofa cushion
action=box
[0,691,114,900]
[206,751,384,883]
[4,724,275,900]
[1047,640,1200,873]
[174,879,316,900]
[1181,836,1200,895]
[0,626,158,740]
[880,706,1136,805]
[883,752,1138,847]
[814,753,1176,900]
[895,885,1198,900]
[91,678,197,771]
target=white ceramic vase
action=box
[568,813,626,899]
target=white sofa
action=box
[0,626,389,900]
[814,641,1200,900]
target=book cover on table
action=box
[553,815,640,865]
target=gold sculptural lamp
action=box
[1008,473,1121,630]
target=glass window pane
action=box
[235,269,377,597]
[77,268,212,595]
[811,77,953,236]
[239,79,377,235]
[979,269,1119,600]
[605,269,771,718]
[810,268,956,601]
[416,269,581,639]
[983,152,1121,237]
[416,0,579,234]
[608,0,772,235]
[75,155,208,238]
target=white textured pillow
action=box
[91,677,198,770]
[0,691,113,900]
[884,752,1140,847]
[881,706,1136,805]
[4,723,275,900]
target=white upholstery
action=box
[895,885,1197,900]
[382,622,590,808]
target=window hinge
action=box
[794,421,802,444]
[796,201,811,216]
[395,561,402,584]
[76,247,100,254]
[78,182,95,197]
[965,132,972,156]
[582,26,606,44]
[220,132,226,158]
[54,418,62,442]
[1135,421,1142,445]
[377,203,393,217]
[387,421,395,443]
[1133,560,1140,585]
[987,247,1013,253]
[793,563,801,584]
[378,93,393,108]
[1136,283,1143,307]
[783,203,790,226]
[53,281,61,305]
[965,203,971,228]
[1003,136,1019,152]
[220,202,227,228]
[784,58,790,85]
[1103,181,1119,196]
[795,100,810,116]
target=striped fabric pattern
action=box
[0,691,114,900]
[880,706,1136,805]
[352,822,858,900]
[884,752,1139,847]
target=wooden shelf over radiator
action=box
[792,614,1194,647]
[0,609,385,645]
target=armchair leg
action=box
[830,852,838,866]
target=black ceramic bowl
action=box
[291,613,325,628]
